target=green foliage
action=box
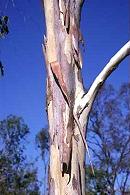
[0,115,40,195]
[36,128,49,159]
[0,16,9,37]
[86,166,109,194]
[0,15,9,76]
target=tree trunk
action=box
[43,0,86,194]
[42,0,130,194]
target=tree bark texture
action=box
[43,0,86,194]
[42,0,130,194]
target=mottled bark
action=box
[42,0,130,194]
[43,0,86,194]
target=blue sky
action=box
[81,0,129,87]
[0,0,129,191]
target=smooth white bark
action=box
[75,41,130,115]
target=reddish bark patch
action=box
[50,61,70,106]
[72,174,78,190]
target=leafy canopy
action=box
[0,115,40,195]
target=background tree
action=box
[42,0,130,194]
[0,16,9,37]
[0,15,9,76]
[0,115,40,195]
[36,128,49,159]
[36,128,49,194]
[87,83,130,194]
[85,165,108,195]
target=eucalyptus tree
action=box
[0,15,9,76]
[42,0,130,194]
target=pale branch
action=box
[77,41,130,114]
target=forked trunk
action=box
[42,0,130,194]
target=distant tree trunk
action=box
[42,0,130,194]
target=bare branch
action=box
[78,41,130,114]
[121,170,130,193]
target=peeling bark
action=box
[43,0,85,194]
[42,0,130,194]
